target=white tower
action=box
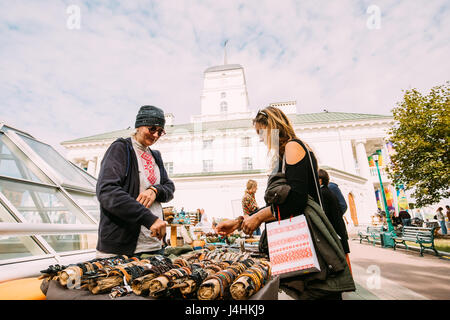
[192,42,252,122]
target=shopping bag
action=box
[266,213,320,279]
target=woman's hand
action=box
[215,219,240,236]
[242,214,262,235]
[241,207,275,235]
[137,188,157,208]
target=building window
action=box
[203,139,213,149]
[221,92,226,99]
[164,162,173,175]
[220,101,228,112]
[242,157,253,170]
[203,160,213,173]
[241,137,251,147]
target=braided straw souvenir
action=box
[197,259,255,300]
[230,260,271,300]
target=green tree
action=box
[387,82,450,207]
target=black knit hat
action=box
[135,105,165,128]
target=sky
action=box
[0,0,449,154]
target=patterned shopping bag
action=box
[266,213,320,279]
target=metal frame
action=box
[6,130,96,192]
[0,127,100,270]
[2,130,98,222]
[0,192,57,255]
[0,175,97,225]
[0,222,97,236]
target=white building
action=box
[61,61,400,227]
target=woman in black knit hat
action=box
[95,105,175,258]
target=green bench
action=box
[393,226,438,256]
[358,226,384,246]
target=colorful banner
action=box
[368,155,375,167]
[375,189,382,210]
[376,149,383,167]
[375,186,396,215]
[385,185,395,215]
[396,185,409,212]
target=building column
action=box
[354,139,371,180]
[87,158,96,176]
[95,154,104,178]
[354,139,379,223]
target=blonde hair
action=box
[253,106,298,158]
[246,179,257,191]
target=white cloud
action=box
[0,0,449,154]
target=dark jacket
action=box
[264,173,291,205]
[263,145,355,296]
[264,187,355,296]
[296,197,355,296]
[398,210,411,220]
[328,182,348,214]
[321,185,348,241]
[96,137,175,255]
[321,185,350,253]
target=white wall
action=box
[167,175,268,220]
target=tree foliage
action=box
[387,82,450,207]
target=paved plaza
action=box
[279,235,450,300]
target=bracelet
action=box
[149,186,158,195]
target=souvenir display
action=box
[40,255,138,288]
[39,247,272,300]
[197,258,255,300]
[229,260,271,300]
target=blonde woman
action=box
[242,180,258,215]
[216,106,354,300]
[217,107,321,235]
[242,179,261,235]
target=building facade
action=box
[61,62,400,226]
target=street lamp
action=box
[373,154,394,232]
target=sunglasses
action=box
[147,126,166,137]
[257,109,268,118]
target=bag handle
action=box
[282,140,323,210]
[305,147,324,210]
[276,205,292,224]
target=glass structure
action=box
[0,124,99,267]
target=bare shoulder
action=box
[285,140,306,165]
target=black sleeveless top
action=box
[274,139,322,219]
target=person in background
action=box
[436,207,447,235]
[398,210,411,227]
[318,169,351,274]
[446,205,450,221]
[96,105,175,258]
[413,209,422,220]
[327,180,348,215]
[242,179,261,235]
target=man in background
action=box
[328,180,348,215]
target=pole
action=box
[224,40,228,65]
[375,159,394,232]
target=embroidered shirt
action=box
[132,137,163,253]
